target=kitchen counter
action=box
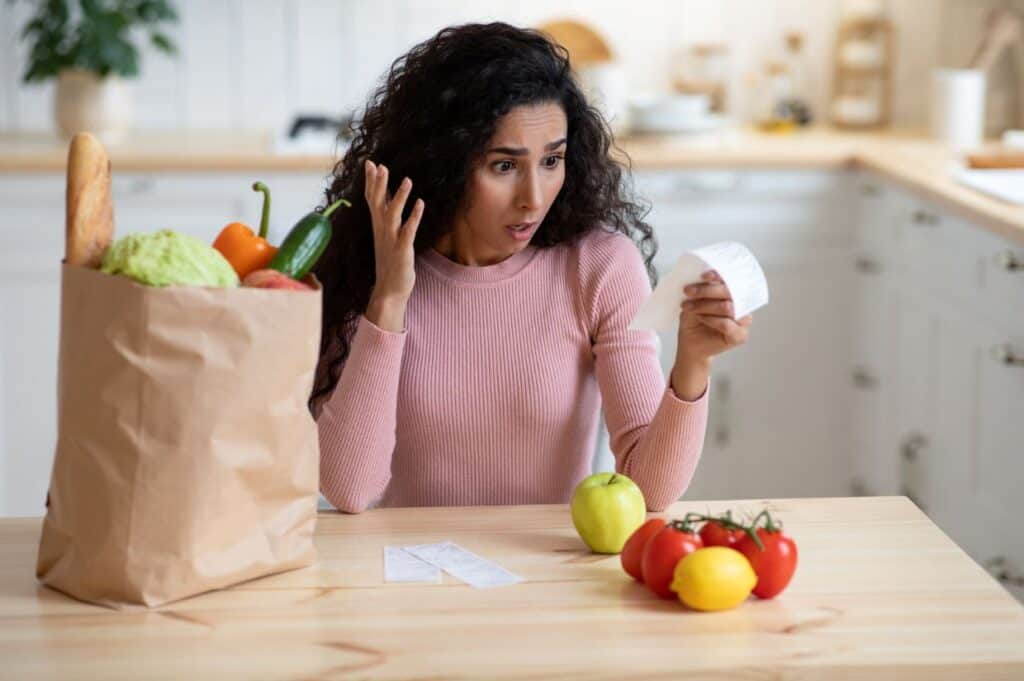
[1,126,1022,245]
[1,496,1022,679]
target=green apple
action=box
[570,472,647,554]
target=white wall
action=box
[0,0,1020,135]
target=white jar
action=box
[930,69,986,150]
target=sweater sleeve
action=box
[316,314,407,513]
[580,231,710,511]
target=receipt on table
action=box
[384,546,442,583]
[403,542,523,589]
[629,241,769,332]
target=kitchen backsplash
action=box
[0,0,1020,134]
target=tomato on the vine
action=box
[620,518,666,582]
[734,512,798,599]
[699,519,747,548]
[641,521,703,599]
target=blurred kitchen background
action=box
[1,0,1023,137]
[2,0,1024,599]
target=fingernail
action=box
[684,285,695,293]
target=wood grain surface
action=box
[1,496,1023,680]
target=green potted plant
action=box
[16,0,179,141]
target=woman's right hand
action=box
[365,159,424,305]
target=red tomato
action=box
[699,520,746,548]
[620,518,666,581]
[641,523,704,599]
[735,528,798,599]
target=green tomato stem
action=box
[322,197,352,219]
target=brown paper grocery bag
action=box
[36,265,321,608]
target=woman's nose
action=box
[517,170,543,211]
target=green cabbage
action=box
[101,229,239,288]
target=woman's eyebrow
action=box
[487,137,567,156]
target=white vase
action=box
[54,69,133,143]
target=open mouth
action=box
[507,221,537,232]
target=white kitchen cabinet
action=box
[867,188,1024,603]
[0,172,331,517]
[931,303,1024,602]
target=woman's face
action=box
[439,102,568,266]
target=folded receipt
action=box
[629,241,769,332]
[384,542,523,588]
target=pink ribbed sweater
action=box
[317,228,710,513]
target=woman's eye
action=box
[493,155,563,173]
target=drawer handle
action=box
[852,366,878,389]
[899,433,928,512]
[985,557,1024,587]
[990,344,1024,367]
[995,250,1022,271]
[900,433,928,461]
[854,255,882,273]
[911,209,939,226]
[849,478,870,496]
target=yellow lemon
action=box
[670,546,757,612]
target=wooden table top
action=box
[1,496,1023,680]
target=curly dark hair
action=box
[310,21,659,413]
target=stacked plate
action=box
[628,94,726,134]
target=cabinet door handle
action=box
[859,184,882,197]
[995,250,1022,271]
[990,344,1024,367]
[900,433,928,461]
[854,255,882,274]
[899,433,928,511]
[852,366,878,389]
[911,209,939,226]
[849,478,870,496]
[985,557,1024,587]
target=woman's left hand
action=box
[676,270,753,363]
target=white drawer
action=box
[976,228,1024,336]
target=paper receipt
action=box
[383,546,442,583]
[629,241,769,332]
[384,542,524,589]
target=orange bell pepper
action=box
[213,182,278,278]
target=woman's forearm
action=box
[365,294,408,332]
[670,353,711,402]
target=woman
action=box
[312,22,752,513]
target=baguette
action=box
[65,132,115,267]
